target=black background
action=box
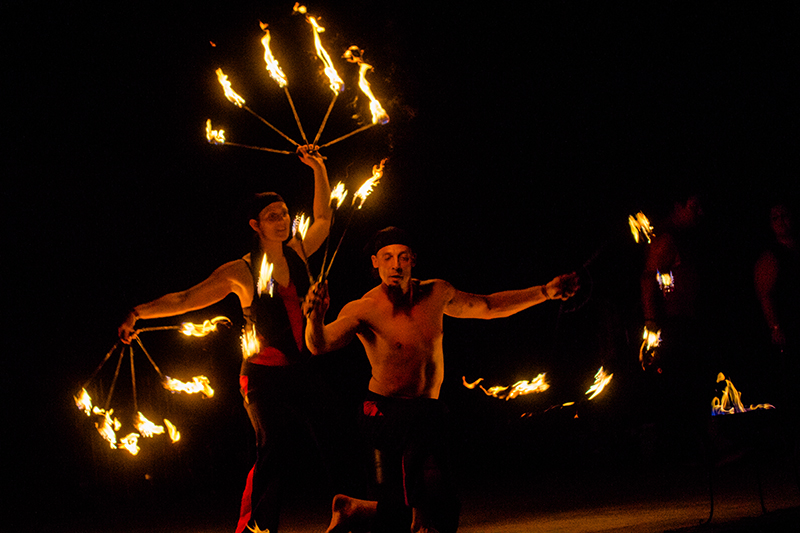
[5,1,798,529]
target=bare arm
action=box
[119,260,250,343]
[444,273,580,319]
[304,281,362,355]
[288,145,332,258]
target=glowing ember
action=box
[257,253,275,297]
[241,326,261,359]
[711,373,775,416]
[345,46,390,125]
[585,366,613,400]
[74,388,93,416]
[330,182,348,209]
[629,212,654,244]
[353,159,386,209]
[119,433,141,456]
[215,68,246,108]
[135,412,165,438]
[163,376,214,398]
[656,270,674,293]
[293,213,311,240]
[304,14,344,94]
[259,22,288,88]
[164,419,181,443]
[180,316,232,337]
[205,119,226,145]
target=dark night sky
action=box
[6,1,798,527]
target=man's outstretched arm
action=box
[304,281,362,355]
[444,272,579,319]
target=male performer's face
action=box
[372,244,415,288]
[252,201,291,242]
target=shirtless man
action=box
[304,227,579,533]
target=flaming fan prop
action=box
[206,4,390,156]
[73,317,230,455]
[711,372,775,416]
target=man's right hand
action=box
[303,281,330,320]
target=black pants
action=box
[359,391,460,533]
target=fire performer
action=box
[303,227,580,533]
[640,193,714,462]
[117,145,333,533]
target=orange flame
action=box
[241,326,261,359]
[465,374,550,400]
[345,46,389,125]
[180,316,231,337]
[163,376,214,398]
[257,253,275,297]
[462,376,483,389]
[206,119,226,144]
[93,407,121,449]
[353,159,386,209]
[585,366,613,400]
[74,388,93,416]
[656,270,674,293]
[259,22,288,88]
[330,182,348,209]
[215,68,246,108]
[305,15,344,94]
[629,212,654,244]
[119,433,141,455]
[135,412,165,438]
[293,213,311,240]
[165,419,181,443]
[711,373,775,416]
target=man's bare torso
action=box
[352,279,450,399]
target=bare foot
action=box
[325,494,377,533]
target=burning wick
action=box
[206,119,295,155]
[629,212,654,244]
[163,375,215,398]
[164,419,181,443]
[180,316,232,337]
[656,270,674,294]
[241,326,261,360]
[135,412,165,438]
[585,366,613,400]
[463,374,550,400]
[639,326,662,371]
[292,213,316,283]
[257,253,275,297]
[215,68,300,147]
[320,159,387,280]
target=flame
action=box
[259,22,288,88]
[711,373,775,416]
[629,212,654,244]
[353,159,387,209]
[215,68,246,108]
[119,433,141,455]
[241,326,261,359]
[164,419,181,443]
[180,316,231,337]
[330,182,348,209]
[639,326,662,369]
[135,412,165,438]
[74,388,93,416]
[206,119,226,145]
[585,366,613,400]
[345,46,390,125]
[292,3,308,15]
[656,270,674,293]
[293,213,311,240]
[462,376,483,389]
[305,15,344,94]
[257,253,275,297]
[163,376,214,398]
[93,407,121,449]
[466,374,550,400]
